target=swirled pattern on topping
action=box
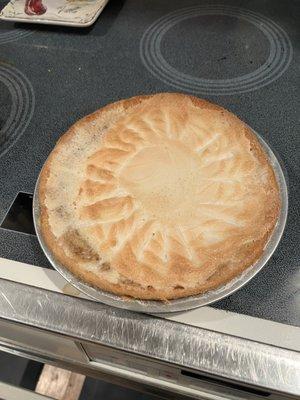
[39,93,280,300]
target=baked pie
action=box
[39,93,280,300]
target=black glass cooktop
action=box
[0,0,299,327]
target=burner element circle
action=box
[0,65,35,158]
[0,21,34,45]
[140,5,293,95]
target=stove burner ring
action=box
[140,5,293,95]
[0,25,34,45]
[0,65,35,158]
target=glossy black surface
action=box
[1,192,35,235]
[0,0,299,326]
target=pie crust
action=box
[39,93,280,300]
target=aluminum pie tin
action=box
[33,129,288,313]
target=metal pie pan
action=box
[33,129,288,313]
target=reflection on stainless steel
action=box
[33,129,288,313]
[0,279,299,397]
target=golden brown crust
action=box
[39,93,280,300]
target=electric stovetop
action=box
[0,0,299,328]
